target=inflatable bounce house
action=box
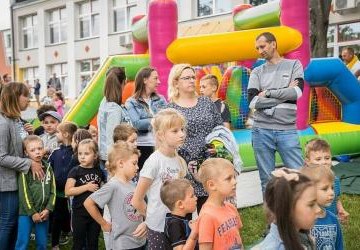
[64,0,360,171]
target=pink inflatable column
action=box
[280,0,310,130]
[148,0,178,98]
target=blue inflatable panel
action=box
[305,58,360,124]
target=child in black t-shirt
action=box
[65,139,104,250]
[160,179,198,250]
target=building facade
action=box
[11,0,241,99]
[327,1,360,57]
[8,0,360,99]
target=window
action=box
[197,0,231,17]
[113,0,137,32]
[49,63,68,96]
[250,0,271,6]
[23,67,39,86]
[4,31,11,49]
[21,14,38,49]
[48,8,67,44]
[78,0,99,38]
[79,58,100,90]
[327,25,335,43]
[338,22,360,42]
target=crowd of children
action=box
[9,71,349,250]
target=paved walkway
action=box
[236,170,263,208]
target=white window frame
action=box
[21,14,38,49]
[79,58,100,92]
[48,7,67,44]
[23,67,39,87]
[197,0,231,17]
[49,63,68,96]
[113,0,137,32]
[78,0,99,39]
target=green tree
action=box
[310,0,332,57]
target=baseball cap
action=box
[39,111,62,122]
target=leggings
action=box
[72,208,101,250]
[137,146,154,170]
[52,196,71,247]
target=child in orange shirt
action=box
[197,158,243,250]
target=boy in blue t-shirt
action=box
[301,164,344,250]
[304,138,349,223]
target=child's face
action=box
[42,116,59,135]
[25,140,45,162]
[78,144,96,168]
[126,132,138,149]
[214,166,237,198]
[89,126,98,141]
[161,123,185,149]
[293,185,320,231]
[121,153,139,181]
[199,80,216,97]
[181,186,197,214]
[316,178,335,207]
[56,129,64,143]
[71,136,77,151]
[306,150,332,167]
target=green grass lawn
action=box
[29,194,360,249]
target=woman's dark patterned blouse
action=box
[168,96,223,197]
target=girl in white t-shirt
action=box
[131,108,188,249]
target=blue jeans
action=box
[15,215,49,250]
[252,127,303,192]
[0,191,19,250]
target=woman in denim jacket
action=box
[98,67,130,179]
[125,67,167,169]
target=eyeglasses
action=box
[179,76,196,81]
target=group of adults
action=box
[1,31,352,249]
[97,63,222,212]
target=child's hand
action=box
[132,222,147,238]
[189,220,199,239]
[338,208,349,224]
[86,181,99,192]
[39,209,49,221]
[23,123,34,134]
[32,213,42,223]
[101,221,112,233]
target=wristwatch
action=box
[265,90,271,98]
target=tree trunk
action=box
[310,0,332,58]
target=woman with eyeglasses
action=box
[167,64,223,213]
[98,67,130,180]
[125,67,167,169]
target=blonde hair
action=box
[57,122,78,140]
[106,141,140,176]
[151,108,187,177]
[167,64,195,102]
[0,82,30,119]
[160,179,192,211]
[304,138,331,159]
[113,123,137,143]
[300,164,334,184]
[23,135,43,150]
[200,74,219,90]
[78,139,99,167]
[198,158,234,188]
[151,108,186,141]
